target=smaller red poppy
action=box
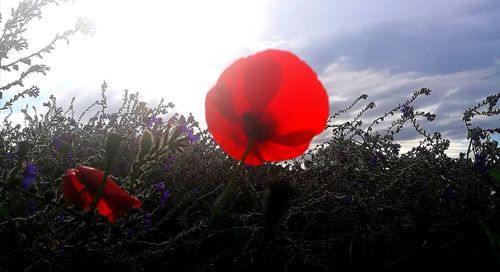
[62,166,142,224]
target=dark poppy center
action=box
[242,112,276,142]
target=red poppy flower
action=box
[205,49,329,165]
[62,166,142,223]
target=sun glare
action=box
[64,0,268,114]
[0,0,268,119]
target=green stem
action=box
[208,141,253,227]
[190,141,254,269]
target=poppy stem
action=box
[89,160,111,221]
[191,141,253,268]
[208,141,253,227]
[87,132,122,223]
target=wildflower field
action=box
[1,1,500,271]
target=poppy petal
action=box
[62,166,142,224]
[98,195,140,224]
[206,49,329,165]
[62,169,92,210]
[207,84,240,124]
[75,167,142,209]
[265,50,329,136]
[102,176,142,209]
[206,86,249,160]
[95,199,115,224]
[270,129,318,147]
[243,53,282,112]
[258,140,311,162]
[74,166,103,193]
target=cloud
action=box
[2,0,498,160]
[270,0,500,75]
[317,58,500,156]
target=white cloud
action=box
[2,0,498,159]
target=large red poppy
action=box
[62,166,142,223]
[205,49,329,165]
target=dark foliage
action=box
[1,1,500,271]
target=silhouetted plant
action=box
[1,1,500,271]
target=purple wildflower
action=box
[160,190,171,206]
[21,162,37,189]
[51,136,61,152]
[400,105,414,118]
[156,181,166,192]
[191,186,200,193]
[4,151,14,161]
[146,115,161,129]
[144,212,152,230]
[57,210,65,222]
[146,116,154,128]
[27,198,37,216]
[1,152,13,167]
[177,122,198,143]
[369,153,384,168]
[185,127,199,143]
[66,152,75,167]
[58,241,65,256]
[156,181,171,206]
[164,156,176,171]
[125,227,135,239]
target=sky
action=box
[1,0,499,156]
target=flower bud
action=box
[139,130,153,160]
[105,133,123,161]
